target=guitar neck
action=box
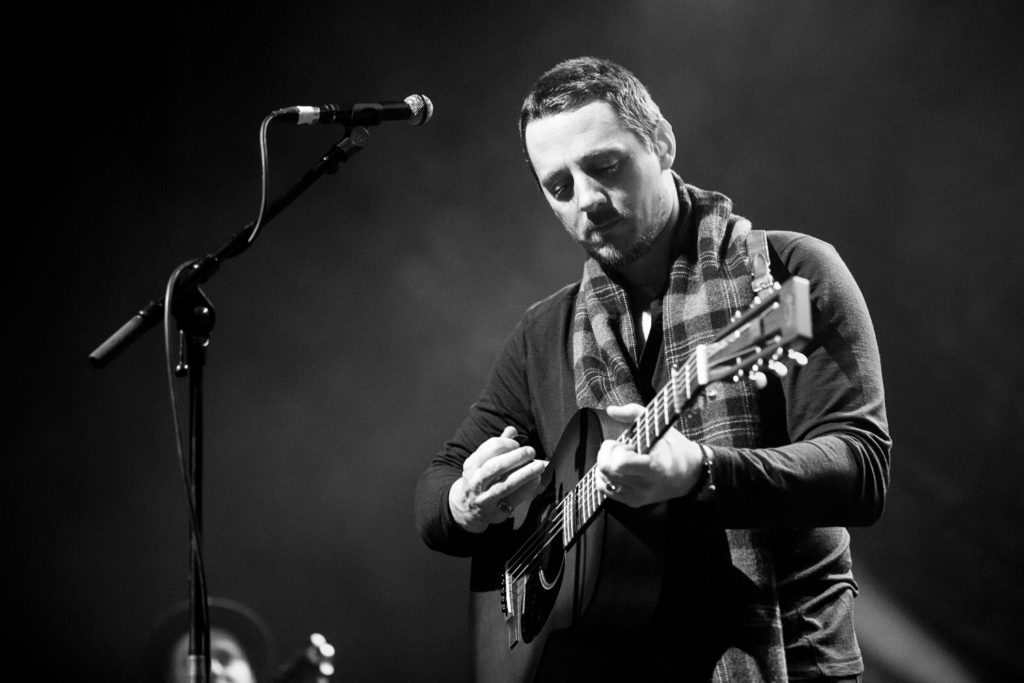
[559,349,708,546]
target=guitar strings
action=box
[504,353,702,581]
[505,405,677,580]
[504,353,702,578]
[504,451,612,579]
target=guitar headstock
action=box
[703,276,812,387]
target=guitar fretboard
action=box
[557,354,704,545]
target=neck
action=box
[615,173,681,305]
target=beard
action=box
[577,184,673,269]
[582,220,662,268]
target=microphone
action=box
[272,94,433,126]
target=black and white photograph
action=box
[13,2,1022,681]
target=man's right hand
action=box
[449,426,548,533]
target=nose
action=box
[576,175,607,213]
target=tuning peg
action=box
[787,350,808,366]
[748,370,768,389]
[768,359,789,378]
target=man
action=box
[415,57,890,682]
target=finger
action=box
[468,445,537,492]
[464,431,528,470]
[606,403,645,423]
[479,445,537,481]
[475,459,548,507]
[503,459,549,507]
[597,473,622,497]
[595,463,619,495]
[596,441,622,494]
[476,457,547,502]
[596,439,654,488]
[596,438,648,470]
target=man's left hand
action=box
[596,403,704,507]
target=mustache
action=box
[585,208,623,229]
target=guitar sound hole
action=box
[538,531,563,590]
[523,517,563,642]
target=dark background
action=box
[13,2,1023,680]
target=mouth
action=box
[589,215,621,233]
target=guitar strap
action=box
[729,215,776,294]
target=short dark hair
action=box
[518,57,663,171]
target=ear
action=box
[654,118,676,171]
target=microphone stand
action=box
[89,125,371,683]
[88,125,371,369]
[177,286,215,683]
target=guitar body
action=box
[470,408,667,683]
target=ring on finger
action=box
[497,500,514,515]
[606,482,620,493]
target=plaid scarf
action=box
[572,180,787,681]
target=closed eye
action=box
[545,178,572,201]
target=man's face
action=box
[524,101,673,267]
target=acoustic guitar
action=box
[470,276,812,682]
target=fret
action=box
[583,471,593,520]
[640,410,650,454]
[649,399,660,443]
[684,360,692,401]
[563,488,575,546]
[579,474,587,523]
[654,393,663,436]
[670,365,681,414]
[662,387,671,427]
[581,473,589,520]
[651,395,659,444]
[577,481,584,531]
[590,476,596,519]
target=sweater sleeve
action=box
[414,319,536,556]
[707,234,892,528]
